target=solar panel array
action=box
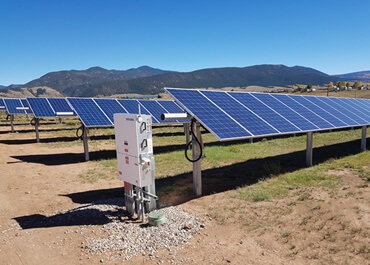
[26,98,74,118]
[3,98,31,115]
[67,98,186,127]
[166,88,370,141]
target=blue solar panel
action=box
[157,100,184,113]
[21,99,32,114]
[138,100,168,123]
[271,94,333,129]
[0,98,5,109]
[305,96,359,126]
[157,100,189,123]
[4,99,26,114]
[117,99,152,117]
[167,89,251,140]
[67,98,112,127]
[94,98,127,123]
[343,98,370,117]
[202,90,277,136]
[167,88,370,141]
[289,96,347,127]
[317,97,368,125]
[229,92,300,133]
[27,98,55,117]
[48,98,74,113]
[329,98,370,123]
[252,93,319,131]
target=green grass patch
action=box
[234,151,369,202]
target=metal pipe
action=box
[35,118,40,143]
[192,121,202,196]
[161,112,191,121]
[82,126,89,161]
[10,114,14,133]
[361,126,367,151]
[306,131,313,167]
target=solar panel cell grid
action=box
[317,97,368,125]
[329,98,370,123]
[306,96,359,126]
[4,99,26,114]
[168,89,251,140]
[67,98,112,127]
[230,92,300,133]
[94,98,127,123]
[27,98,55,117]
[252,93,318,131]
[48,98,74,113]
[138,100,170,123]
[202,90,277,136]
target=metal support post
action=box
[192,121,202,196]
[184,123,190,145]
[124,181,135,217]
[10,114,15,133]
[361,126,367,151]
[35,118,40,143]
[82,126,89,161]
[145,156,157,212]
[306,131,313,167]
[249,138,253,143]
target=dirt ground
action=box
[0,124,369,265]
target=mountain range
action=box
[1,65,369,97]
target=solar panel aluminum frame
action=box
[165,87,370,142]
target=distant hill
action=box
[335,71,370,81]
[63,64,336,97]
[24,66,172,96]
[17,64,349,97]
[0,86,63,98]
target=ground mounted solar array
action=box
[0,98,5,110]
[3,98,32,115]
[27,98,74,118]
[166,88,370,141]
[67,98,186,127]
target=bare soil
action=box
[0,125,369,265]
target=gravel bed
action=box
[82,200,205,261]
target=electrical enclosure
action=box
[114,113,154,187]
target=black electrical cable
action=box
[30,118,36,126]
[76,125,84,139]
[185,119,203,163]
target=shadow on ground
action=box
[13,138,368,229]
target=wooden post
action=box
[192,121,202,196]
[306,131,313,167]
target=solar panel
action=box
[48,98,74,113]
[94,98,127,123]
[27,98,55,117]
[166,88,370,141]
[165,89,251,140]
[117,99,153,117]
[4,98,27,114]
[138,100,170,123]
[67,98,112,127]
[0,98,5,109]
[21,99,33,114]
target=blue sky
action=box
[0,0,369,85]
